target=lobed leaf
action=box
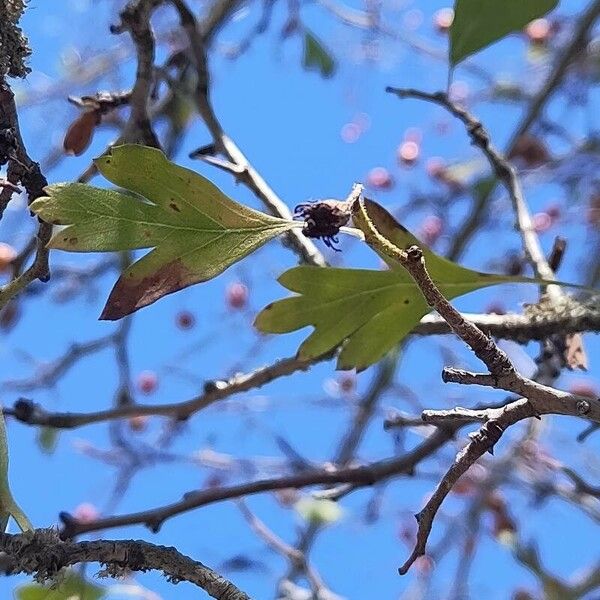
[256,198,577,371]
[31,145,295,320]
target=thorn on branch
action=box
[189,143,217,158]
[548,236,567,273]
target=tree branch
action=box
[110,0,162,147]
[58,426,456,538]
[399,382,600,574]
[172,0,327,267]
[4,353,320,428]
[414,305,600,341]
[7,298,600,430]
[447,0,600,261]
[0,78,51,309]
[385,88,555,284]
[0,529,250,600]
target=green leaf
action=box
[255,199,572,371]
[450,0,558,65]
[295,497,342,525]
[31,145,295,320]
[472,175,497,202]
[303,30,336,78]
[37,427,59,454]
[16,571,104,600]
[0,410,32,532]
[443,158,487,186]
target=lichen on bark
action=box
[0,0,31,78]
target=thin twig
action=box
[236,500,329,596]
[399,378,600,574]
[0,79,51,309]
[2,335,116,392]
[385,88,555,284]
[111,0,162,147]
[353,197,515,377]
[448,0,600,261]
[171,0,326,267]
[58,426,456,537]
[4,354,320,428]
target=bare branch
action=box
[110,0,162,147]
[6,297,600,431]
[400,382,600,573]
[399,398,537,574]
[171,0,327,267]
[0,78,51,309]
[385,88,590,382]
[421,406,490,426]
[448,0,600,261]
[58,426,456,538]
[352,200,600,573]
[4,353,321,429]
[441,369,498,387]
[414,306,600,342]
[385,88,555,283]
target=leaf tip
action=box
[253,305,272,330]
[29,197,46,215]
[99,303,125,321]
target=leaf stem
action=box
[339,226,365,240]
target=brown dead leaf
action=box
[64,110,101,156]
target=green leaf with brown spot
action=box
[30,145,295,320]
[256,198,580,371]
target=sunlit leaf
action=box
[256,198,578,371]
[443,157,487,186]
[17,571,104,600]
[303,30,336,78]
[295,497,342,525]
[31,145,295,320]
[0,410,32,532]
[450,0,558,66]
[37,427,59,454]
